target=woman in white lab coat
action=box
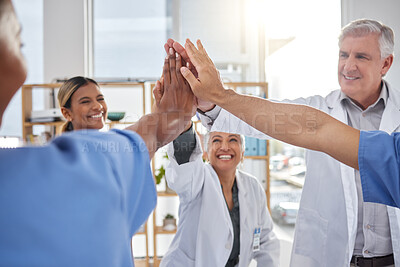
[160,124,279,267]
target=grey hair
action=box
[203,131,245,152]
[339,19,394,59]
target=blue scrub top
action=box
[359,131,400,209]
[0,129,156,266]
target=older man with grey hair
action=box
[166,19,399,267]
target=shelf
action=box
[24,121,64,127]
[135,230,147,235]
[154,226,177,235]
[157,191,177,197]
[244,155,268,159]
[106,121,137,125]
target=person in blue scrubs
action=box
[0,1,194,265]
[173,38,400,209]
[358,131,400,208]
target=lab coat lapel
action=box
[196,165,232,267]
[327,98,358,264]
[236,171,250,266]
[379,84,400,133]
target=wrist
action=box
[213,87,234,107]
[197,104,216,113]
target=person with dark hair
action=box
[0,1,193,266]
[57,76,107,132]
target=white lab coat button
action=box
[366,224,371,229]
[225,242,231,250]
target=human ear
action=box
[61,107,72,121]
[381,55,393,76]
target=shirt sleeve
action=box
[358,131,400,208]
[52,129,157,235]
[173,123,197,165]
[197,105,222,130]
[108,129,157,234]
[166,132,205,203]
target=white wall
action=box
[341,0,400,88]
[43,0,87,82]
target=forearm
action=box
[215,89,360,169]
[125,112,192,158]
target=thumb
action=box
[180,66,199,89]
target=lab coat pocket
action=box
[294,207,328,264]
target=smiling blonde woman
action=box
[58,76,108,132]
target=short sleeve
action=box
[358,131,400,208]
[108,129,157,234]
[52,129,157,235]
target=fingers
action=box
[175,53,186,85]
[153,80,162,106]
[163,56,170,86]
[173,41,190,63]
[168,48,178,85]
[180,66,199,89]
[164,38,175,54]
[185,39,202,69]
[160,76,164,96]
[196,39,204,51]
[196,39,213,64]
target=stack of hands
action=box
[152,38,225,131]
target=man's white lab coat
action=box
[198,81,400,266]
[160,135,280,267]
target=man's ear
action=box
[381,54,393,76]
[61,107,72,121]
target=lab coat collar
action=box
[380,80,400,133]
[236,170,250,264]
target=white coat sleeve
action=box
[165,133,206,203]
[197,95,328,140]
[254,185,280,266]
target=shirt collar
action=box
[339,81,388,109]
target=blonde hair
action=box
[58,76,99,132]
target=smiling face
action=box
[338,33,393,109]
[0,0,27,125]
[206,132,244,176]
[61,82,108,130]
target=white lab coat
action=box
[198,80,400,267]
[160,134,280,267]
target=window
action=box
[0,0,44,138]
[265,0,341,238]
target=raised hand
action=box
[164,38,216,112]
[179,39,226,105]
[154,47,196,117]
